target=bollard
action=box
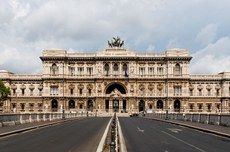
[110,141,115,152]
[111,130,115,142]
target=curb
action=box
[144,117,230,138]
[0,117,84,138]
[117,117,127,152]
[96,117,112,152]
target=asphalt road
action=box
[0,117,110,152]
[119,117,230,152]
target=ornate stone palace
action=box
[0,46,230,114]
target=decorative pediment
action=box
[206,85,212,90]
[215,84,220,90]
[157,83,163,90]
[69,84,75,89]
[189,84,194,90]
[78,84,84,89]
[29,84,35,90]
[197,84,203,90]
[38,84,43,90]
[11,84,17,89]
[87,84,93,89]
[20,84,26,90]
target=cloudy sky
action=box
[0,0,230,74]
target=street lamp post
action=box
[62,58,66,119]
[165,58,169,120]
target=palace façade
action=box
[0,46,230,114]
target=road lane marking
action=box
[167,128,182,134]
[162,131,206,152]
[137,127,144,133]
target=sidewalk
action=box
[0,117,84,137]
[144,116,230,138]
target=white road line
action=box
[162,131,206,152]
[137,127,144,132]
[167,128,182,133]
[96,117,112,152]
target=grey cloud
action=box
[0,0,230,74]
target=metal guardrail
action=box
[145,113,230,126]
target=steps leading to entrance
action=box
[97,112,130,117]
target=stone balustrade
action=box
[0,112,88,127]
[145,113,230,126]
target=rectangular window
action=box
[88,89,91,95]
[174,86,182,96]
[13,89,16,95]
[139,67,145,76]
[22,89,25,96]
[77,67,84,76]
[216,89,220,96]
[87,67,93,75]
[157,67,163,75]
[189,89,193,96]
[207,89,211,96]
[70,89,73,95]
[39,90,42,96]
[79,89,83,95]
[148,67,154,76]
[199,89,202,96]
[50,86,58,95]
[30,90,33,96]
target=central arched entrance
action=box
[105,83,127,113]
[106,83,126,94]
[51,99,58,112]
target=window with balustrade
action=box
[50,86,58,95]
[69,66,75,76]
[174,86,182,96]
[148,67,154,76]
[157,67,163,75]
[139,67,145,76]
[87,67,93,76]
[77,67,84,76]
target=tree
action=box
[0,80,10,102]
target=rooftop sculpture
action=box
[108,36,124,48]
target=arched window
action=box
[104,63,110,76]
[113,63,119,75]
[51,63,58,75]
[122,63,128,77]
[174,63,181,75]
[157,100,163,109]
